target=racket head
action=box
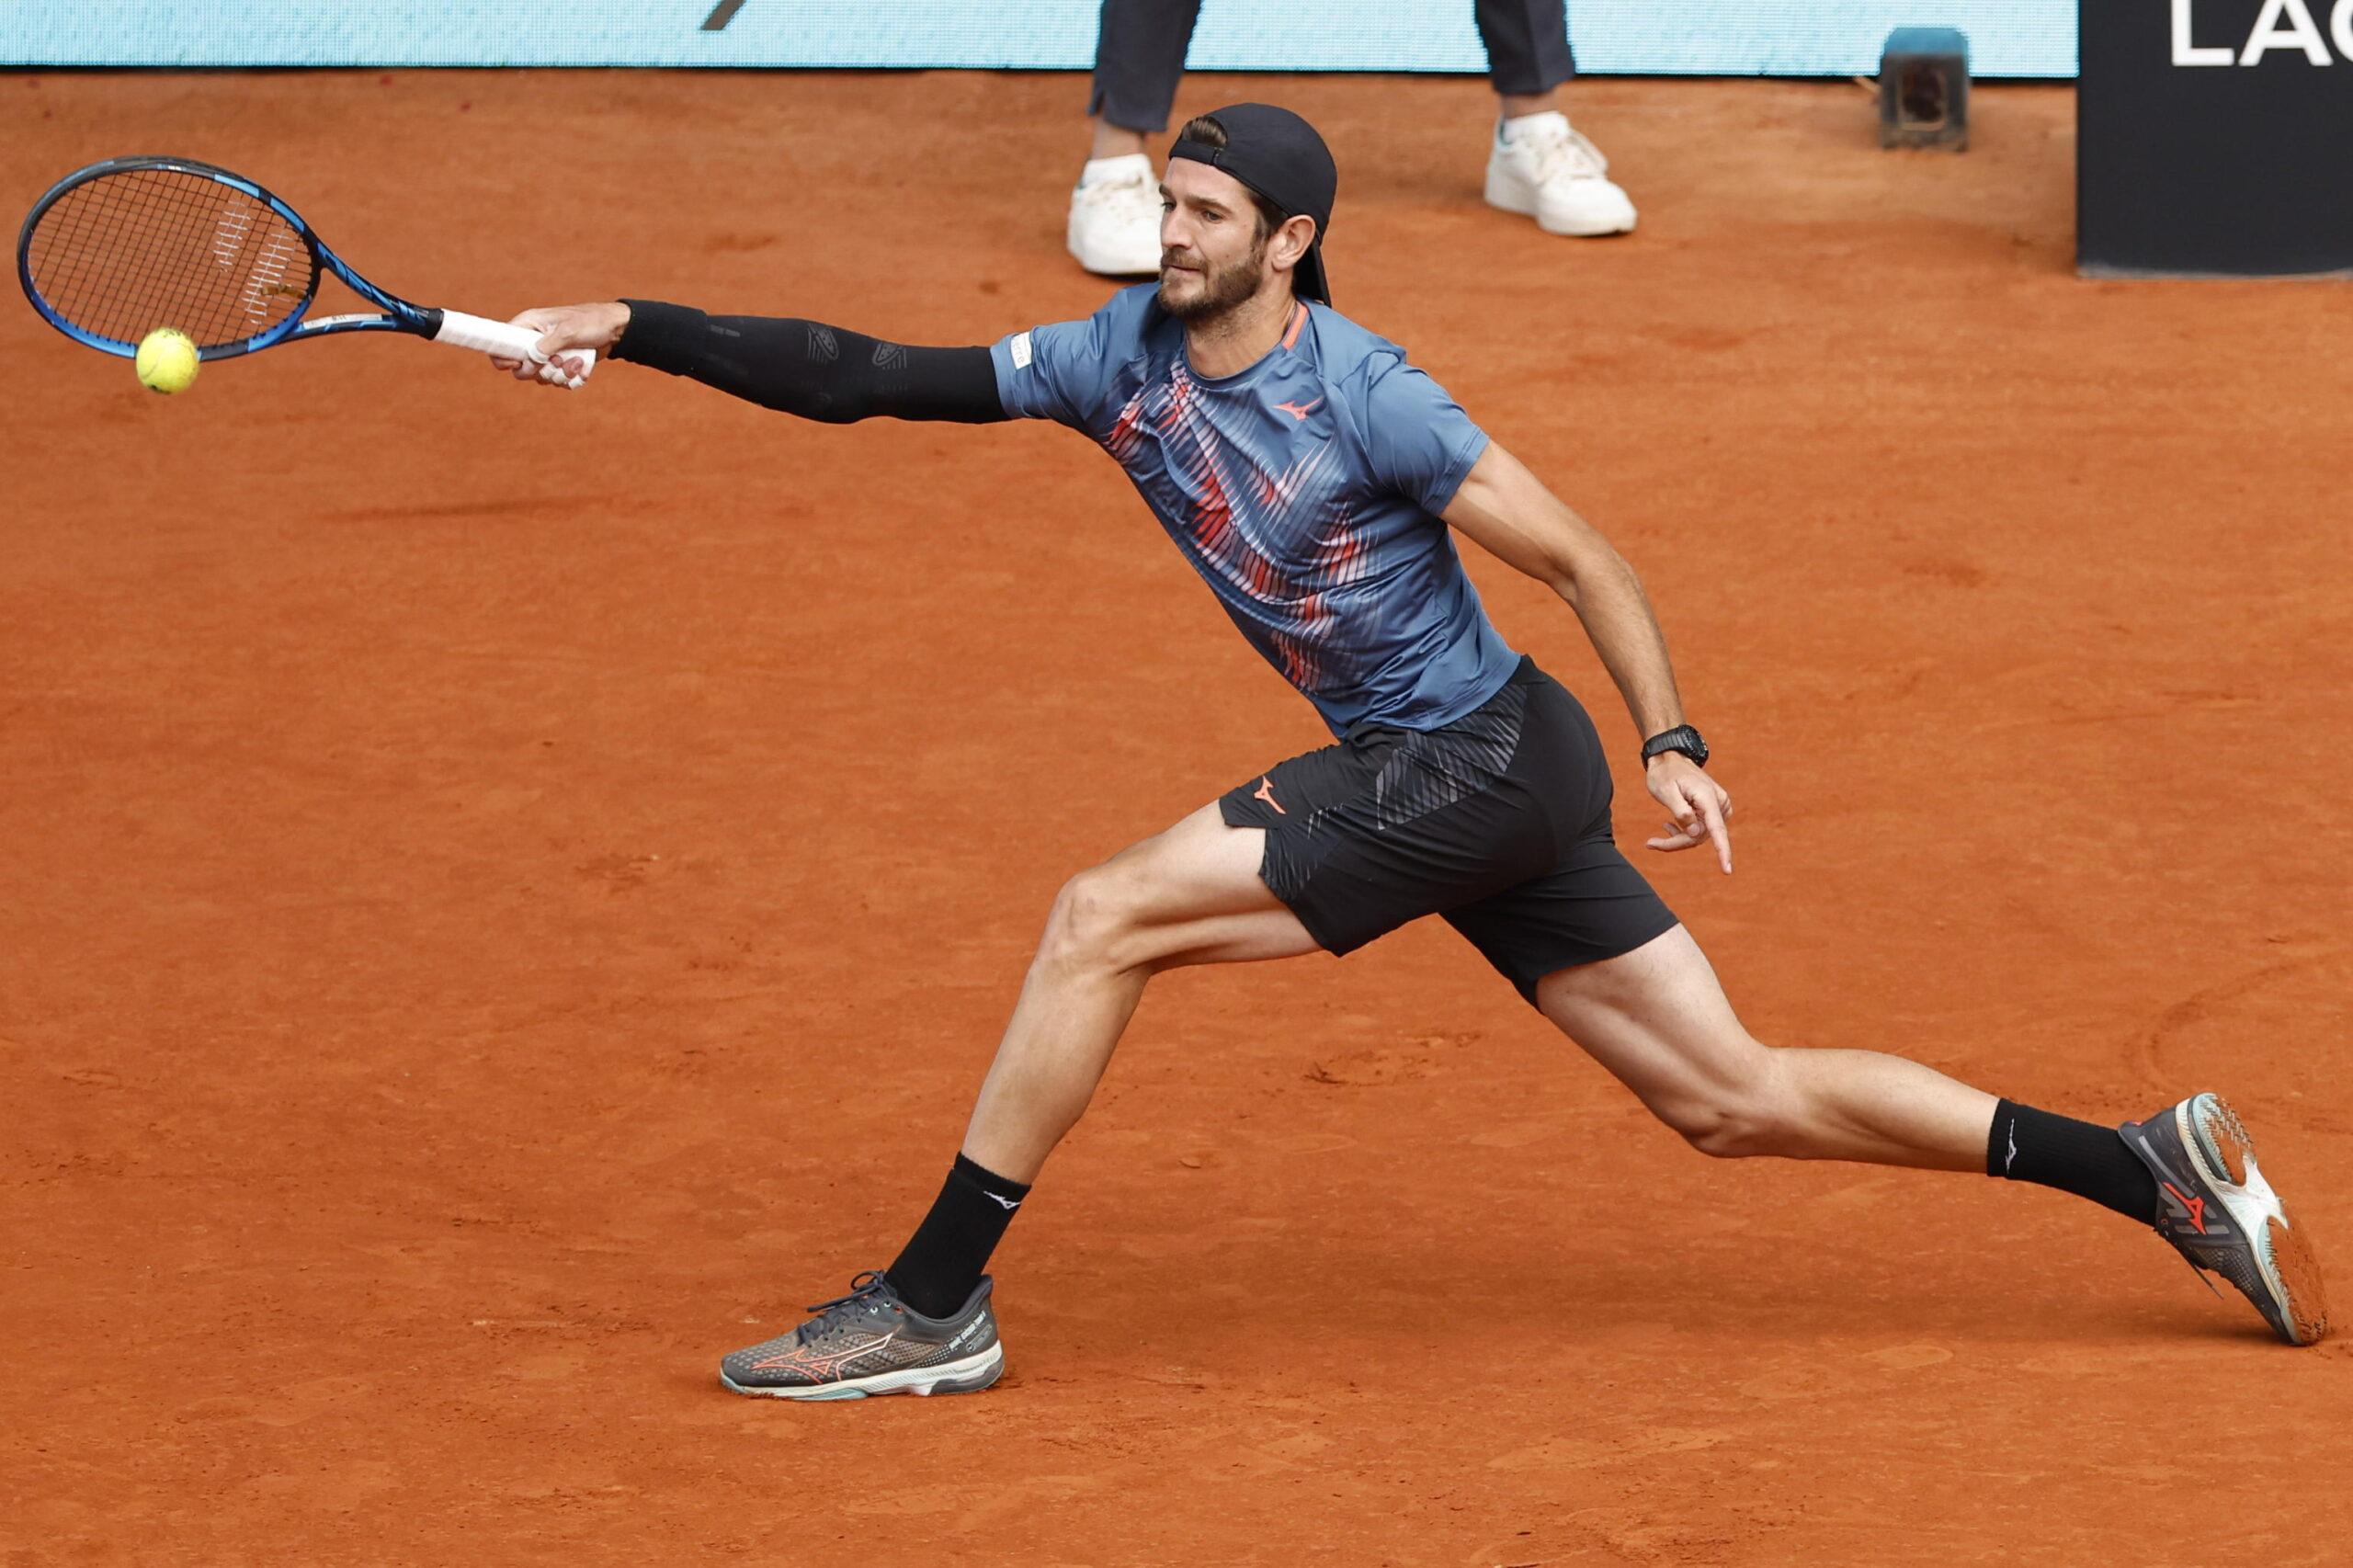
[18,156,341,359]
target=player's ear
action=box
[1274,213,1317,270]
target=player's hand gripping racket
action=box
[16,155,593,387]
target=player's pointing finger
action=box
[1692,786,1732,874]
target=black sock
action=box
[886,1153,1031,1319]
[1988,1099,2158,1224]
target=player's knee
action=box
[1673,1106,1773,1159]
[1658,1051,1797,1159]
[1036,866,1148,976]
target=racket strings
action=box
[25,166,317,351]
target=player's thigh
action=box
[1097,801,1282,915]
[1074,801,1317,967]
[1531,925,1779,1120]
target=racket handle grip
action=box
[434,310,597,389]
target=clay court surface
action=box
[5,67,2350,1566]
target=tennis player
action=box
[497,105,2327,1398]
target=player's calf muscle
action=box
[1654,1046,1993,1168]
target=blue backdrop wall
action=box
[1,2,2074,77]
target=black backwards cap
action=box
[1168,103,1338,305]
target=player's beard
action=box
[1157,240,1267,324]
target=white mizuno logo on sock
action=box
[984,1192,1021,1211]
[2006,1121,2019,1173]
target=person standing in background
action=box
[1068,0,1635,275]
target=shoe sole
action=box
[2183,1095,2329,1346]
[719,1341,1005,1402]
[1483,169,1636,237]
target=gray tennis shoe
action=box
[2120,1093,2328,1346]
[720,1270,1004,1400]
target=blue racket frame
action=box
[17,154,451,361]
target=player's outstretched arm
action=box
[490,301,1009,425]
[1443,442,1733,872]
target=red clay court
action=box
[5,68,2349,1565]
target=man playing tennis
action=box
[497,105,2326,1397]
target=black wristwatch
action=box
[1642,725,1709,768]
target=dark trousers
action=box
[1088,0,1575,132]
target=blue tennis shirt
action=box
[991,285,1520,736]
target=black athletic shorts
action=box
[1218,656,1679,1004]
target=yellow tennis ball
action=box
[135,328,199,395]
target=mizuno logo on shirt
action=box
[1274,396,1324,421]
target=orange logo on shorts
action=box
[1253,777,1286,814]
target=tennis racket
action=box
[17,155,592,387]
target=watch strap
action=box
[1642,724,1708,767]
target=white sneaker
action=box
[1066,153,1163,277]
[1483,111,1636,237]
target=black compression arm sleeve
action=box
[608,299,1009,425]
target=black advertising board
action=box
[2079,0,2353,275]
